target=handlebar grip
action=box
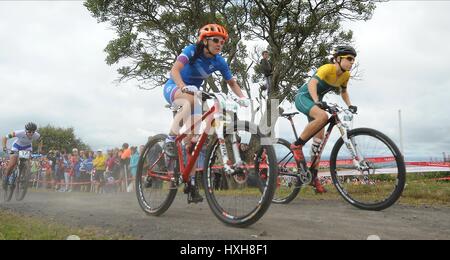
[325,106,338,114]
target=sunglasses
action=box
[26,131,35,134]
[207,37,225,45]
[340,55,355,62]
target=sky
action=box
[0,1,449,160]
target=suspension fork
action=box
[213,112,242,175]
[336,119,365,169]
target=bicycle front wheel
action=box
[203,121,277,227]
[4,172,15,202]
[1,172,10,202]
[330,128,406,211]
[136,134,178,216]
[15,161,30,201]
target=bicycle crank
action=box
[298,164,312,185]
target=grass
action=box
[282,178,450,207]
[202,171,450,207]
[399,179,450,206]
[0,210,134,240]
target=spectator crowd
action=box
[1,143,142,194]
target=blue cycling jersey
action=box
[165,44,233,87]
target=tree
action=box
[247,0,378,134]
[35,125,90,154]
[84,0,252,94]
[249,0,377,102]
[85,0,381,130]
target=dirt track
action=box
[1,190,449,240]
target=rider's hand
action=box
[181,85,198,94]
[2,147,6,152]
[348,105,358,114]
[237,97,250,108]
[315,101,329,110]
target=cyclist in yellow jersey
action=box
[292,46,358,193]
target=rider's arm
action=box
[307,78,321,103]
[341,87,352,107]
[2,132,14,150]
[170,61,187,90]
[226,78,245,98]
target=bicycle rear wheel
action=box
[203,121,277,227]
[270,138,301,204]
[136,134,178,216]
[16,161,30,201]
[330,128,406,211]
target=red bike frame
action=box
[147,102,220,183]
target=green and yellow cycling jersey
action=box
[299,64,350,97]
[295,64,351,116]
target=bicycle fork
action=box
[213,115,243,175]
[337,123,369,173]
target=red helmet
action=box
[198,24,228,42]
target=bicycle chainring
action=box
[298,163,312,185]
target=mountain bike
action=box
[1,150,32,202]
[136,91,278,227]
[272,104,406,211]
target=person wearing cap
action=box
[93,149,106,193]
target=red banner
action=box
[406,162,450,168]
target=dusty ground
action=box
[1,190,449,240]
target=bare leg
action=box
[299,106,328,142]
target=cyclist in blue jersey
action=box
[2,122,41,189]
[162,24,249,202]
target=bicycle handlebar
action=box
[182,88,246,105]
[280,104,356,120]
[325,103,358,115]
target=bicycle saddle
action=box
[281,112,299,118]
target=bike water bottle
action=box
[310,138,322,157]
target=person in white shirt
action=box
[2,122,41,187]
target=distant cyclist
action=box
[2,122,41,188]
[291,46,359,193]
[162,23,249,202]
